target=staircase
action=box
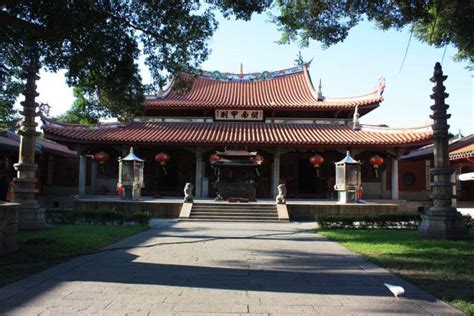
[181,202,283,222]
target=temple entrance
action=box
[138,148,195,197]
[281,151,342,198]
[203,149,272,199]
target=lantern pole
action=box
[419,63,468,239]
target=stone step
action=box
[192,204,275,209]
[180,218,282,222]
[191,213,278,218]
[191,208,277,212]
[187,203,280,222]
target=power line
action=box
[399,27,413,73]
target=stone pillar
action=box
[195,150,203,198]
[13,59,48,230]
[451,173,457,207]
[91,160,98,195]
[380,168,387,199]
[391,157,399,200]
[0,203,19,254]
[79,154,87,196]
[272,151,281,198]
[419,63,467,239]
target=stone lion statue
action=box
[184,182,194,202]
[276,184,287,204]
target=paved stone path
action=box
[0,220,463,315]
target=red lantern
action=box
[155,152,170,166]
[155,152,170,175]
[309,154,324,178]
[94,151,110,164]
[369,154,384,178]
[209,154,220,163]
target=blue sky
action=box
[34,11,473,134]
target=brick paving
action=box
[0,220,463,315]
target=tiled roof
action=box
[402,134,474,160]
[43,120,432,148]
[0,129,76,157]
[450,144,474,160]
[145,65,383,111]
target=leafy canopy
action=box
[1,1,471,126]
[1,0,260,123]
[273,0,474,69]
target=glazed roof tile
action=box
[42,120,432,149]
[145,65,384,111]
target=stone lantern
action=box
[118,147,144,200]
[334,151,361,203]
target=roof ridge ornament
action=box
[373,77,386,96]
[353,105,360,130]
[316,79,324,101]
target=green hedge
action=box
[316,213,473,230]
[316,214,421,229]
[46,208,150,225]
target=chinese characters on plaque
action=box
[215,110,263,121]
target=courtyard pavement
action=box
[0,220,463,315]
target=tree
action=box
[273,0,473,69]
[0,63,21,129]
[53,86,110,126]
[0,1,222,120]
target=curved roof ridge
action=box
[198,64,307,82]
[360,122,433,133]
[40,113,123,129]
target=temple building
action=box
[41,64,433,201]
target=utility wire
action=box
[399,27,413,73]
[441,44,448,65]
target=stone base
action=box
[0,203,19,255]
[16,200,50,230]
[419,209,470,240]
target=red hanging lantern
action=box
[309,154,324,177]
[155,152,170,165]
[155,152,170,175]
[209,154,220,163]
[369,154,384,178]
[94,151,110,164]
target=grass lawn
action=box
[0,224,148,287]
[318,229,473,314]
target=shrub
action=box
[46,208,150,225]
[316,213,421,229]
[316,213,473,230]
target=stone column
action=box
[13,59,48,230]
[91,160,98,195]
[195,150,203,198]
[380,168,387,199]
[391,157,399,200]
[419,63,467,239]
[78,154,87,196]
[272,151,281,198]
